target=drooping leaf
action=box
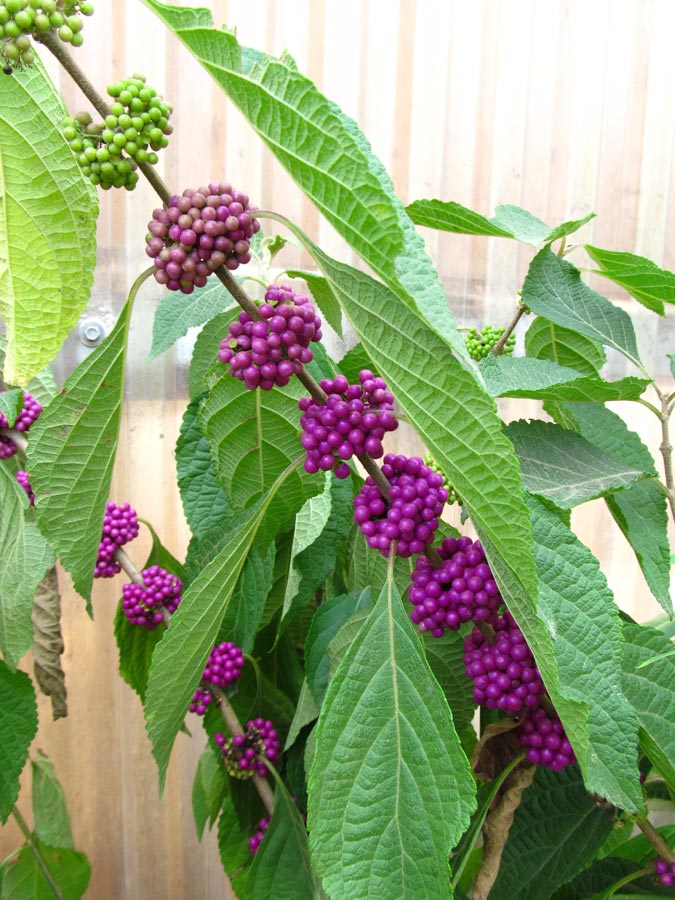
[0,388,22,426]
[217,793,253,895]
[31,567,67,720]
[0,60,98,384]
[528,497,642,810]
[585,245,675,315]
[192,747,227,840]
[522,249,642,369]
[27,297,136,601]
[0,466,55,667]
[286,269,343,338]
[525,316,606,377]
[188,311,231,400]
[489,766,615,900]
[285,680,320,752]
[504,419,649,508]
[218,542,275,654]
[31,751,74,850]
[0,842,91,900]
[422,629,476,734]
[245,781,320,900]
[149,279,236,359]
[24,364,58,407]
[621,622,675,793]
[548,402,671,614]
[140,520,185,578]
[0,662,37,823]
[479,355,649,402]
[176,396,230,540]
[307,568,475,898]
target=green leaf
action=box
[245,782,320,900]
[336,343,375,384]
[528,497,642,810]
[0,842,91,900]
[525,316,606,377]
[24,365,58,407]
[188,311,231,401]
[346,522,416,599]
[522,250,642,369]
[285,680,320,752]
[30,751,74,850]
[192,747,227,840]
[176,396,230,540]
[0,60,97,385]
[548,402,671,614]
[479,355,649,402]
[422,629,476,734]
[200,374,321,537]
[0,662,37,823]
[504,419,649,508]
[27,296,136,601]
[489,766,615,900]
[0,466,55,666]
[585,245,675,315]
[406,198,594,248]
[218,542,275,654]
[149,280,235,359]
[141,520,185,578]
[307,566,475,898]
[621,623,675,792]
[141,0,469,359]
[286,269,343,338]
[326,606,372,678]
[217,793,252,894]
[305,588,372,706]
[0,389,22,426]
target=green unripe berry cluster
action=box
[422,453,461,506]
[62,75,172,191]
[0,0,93,73]
[464,325,516,361]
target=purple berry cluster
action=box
[0,391,43,431]
[215,718,280,779]
[16,470,34,505]
[299,371,398,478]
[0,435,17,459]
[408,536,502,636]
[653,858,675,888]
[121,565,182,629]
[189,641,245,715]
[463,610,544,715]
[519,707,577,771]
[218,285,322,390]
[248,816,270,856]
[94,502,140,578]
[353,454,447,557]
[145,183,260,294]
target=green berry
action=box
[4,20,20,37]
[34,13,50,31]
[15,34,30,50]
[70,31,83,47]
[58,24,74,42]
[67,15,83,32]
[112,132,126,148]
[14,10,32,29]
[109,102,124,117]
[80,2,94,15]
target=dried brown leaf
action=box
[32,567,67,720]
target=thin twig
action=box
[652,384,675,522]
[636,816,675,863]
[0,428,28,453]
[12,807,66,900]
[491,303,527,357]
[113,547,145,586]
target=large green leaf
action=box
[0,60,97,385]
[188,311,232,400]
[0,662,37,823]
[192,747,227,840]
[489,767,615,900]
[479,355,649,402]
[621,623,675,792]
[522,249,643,369]
[149,280,235,359]
[245,782,320,900]
[217,793,252,895]
[286,269,343,338]
[0,467,55,667]
[548,402,671,615]
[528,497,642,810]
[407,199,594,249]
[585,245,675,315]
[27,295,137,601]
[525,316,606,377]
[141,0,469,360]
[422,629,476,734]
[504,419,649,508]
[200,374,321,536]
[0,389,22,427]
[307,568,475,899]
[31,751,74,850]
[0,842,91,900]
[218,542,275,654]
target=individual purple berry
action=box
[145,183,260,293]
[16,470,34,505]
[463,610,544,714]
[408,535,503,636]
[299,370,398,478]
[215,718,280,779]
[353,454,448,558]
[121,565,182,630]
[0,434,17,459]
[189,641,245,715]
[0,391,43,432]
[519,706,576,771]
[248,816,270,855]
[94,501,140,578]
[218,284,322,389]
[653,857,675,888]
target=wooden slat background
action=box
[2,1,674,897]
